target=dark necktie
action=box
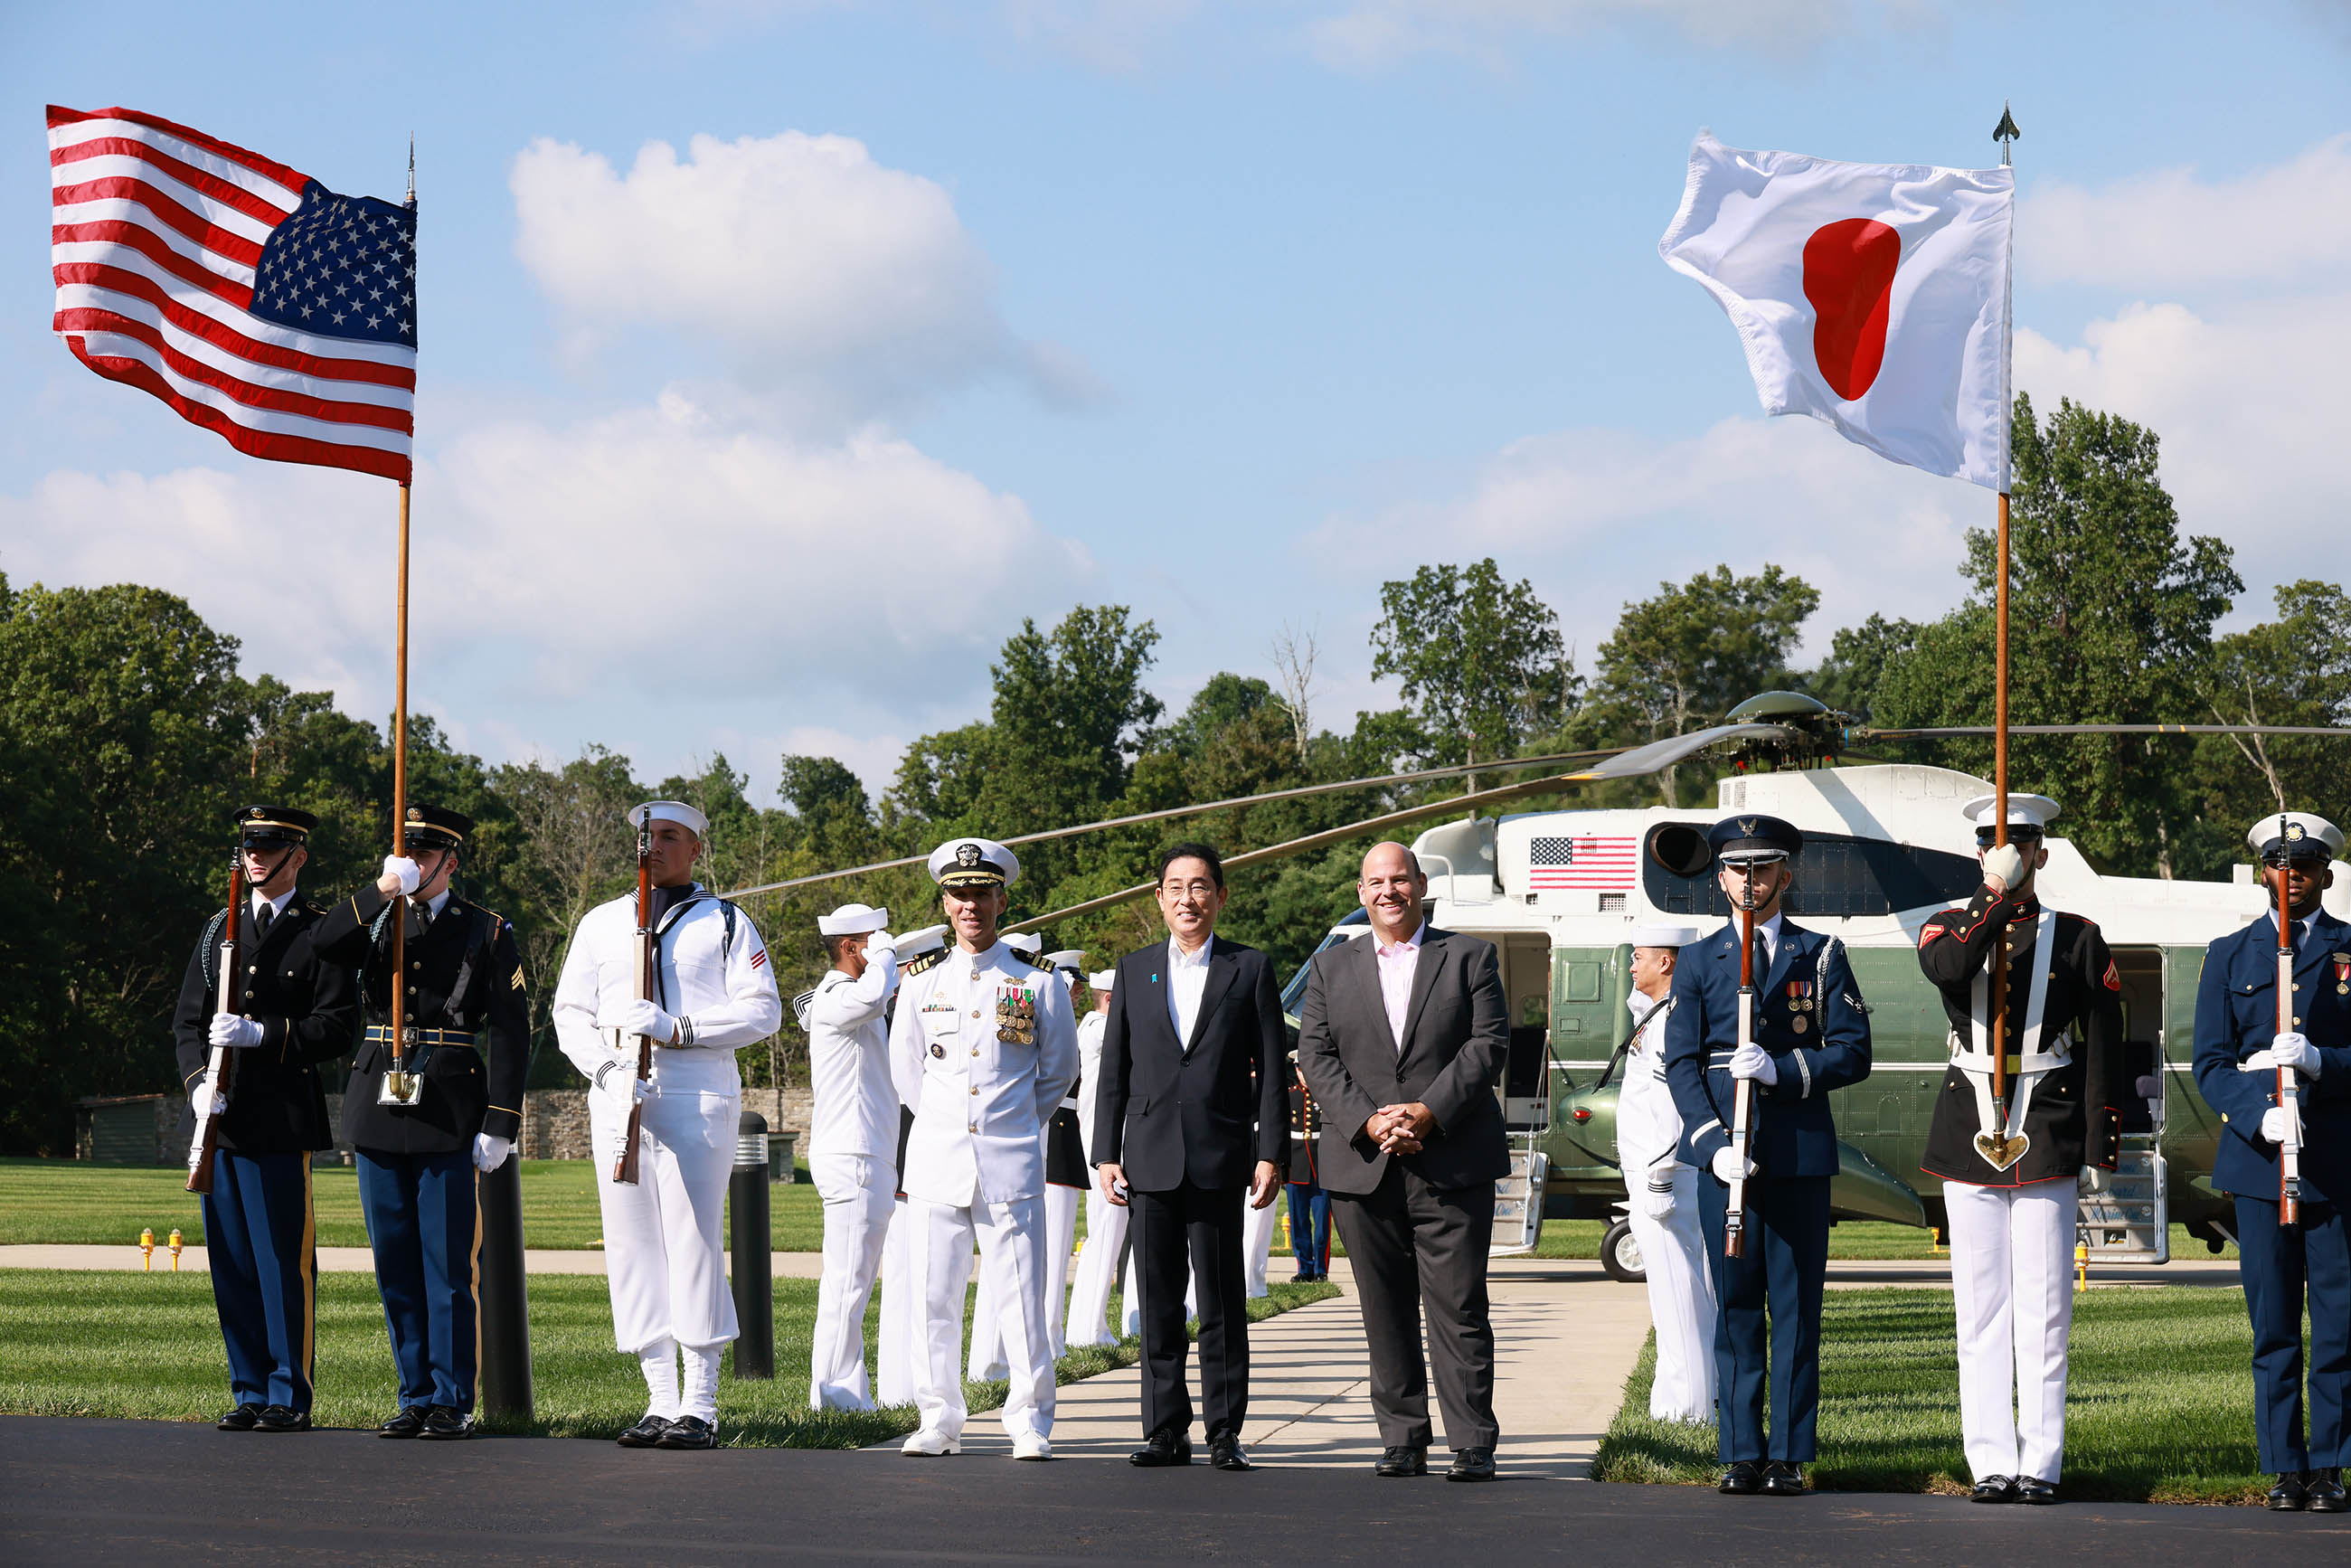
[251,902,274,942]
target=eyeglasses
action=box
[1160,880,1220,899]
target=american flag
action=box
[1528,834,1638,890]
[48,105,416,484]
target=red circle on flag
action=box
[1803,218,1901,401]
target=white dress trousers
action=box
[968,1180,1080,1376]
[912,1195,1053,1440]
[584,1063,741,1353]
[810,1153,897,1409]
[1945,1177,2079,1484]
[1242,1192,1276,1299]
[805,955,902,1411]
[1616,993,1718,1423]
[875,1197,917,1406]
[1065,1186,1128,1348]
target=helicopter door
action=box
[1488,933,1559,1257]
[2077,945,2168,1263]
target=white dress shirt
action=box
[1374,921,1427,1053]
[1747,910,1788,969]
[1165,934,1213,1047]
[807,943,902,1160]
[552,885,783,1091]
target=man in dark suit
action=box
[1663,815,1872,1498]
[1094,841,1289,1472]
[1296,840,1509,1482]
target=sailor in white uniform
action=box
[802,902,901,1411]
[552,800,782,1450]
[873,923,947,1407]
[1065,968,1127,1347]
[1618,921,1718,1424]
[893,838,1080,1459]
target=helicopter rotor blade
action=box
[1856,723,2351,741]
[1550,722,1795,781]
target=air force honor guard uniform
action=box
[173,807,359,1433]
[2193,813,2351,1513]
[1663,816,1872,1497]
[311,804,529,1439]
[891,838,1080,1459]
[803,902,901,1411]
[552,800,783,1451]
[1916,795,2124,1504]
[1617,922,1716,1426]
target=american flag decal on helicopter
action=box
[1527,834,1637,890]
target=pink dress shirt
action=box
[1374,921,1426,1053]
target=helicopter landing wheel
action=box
[1600,1216,1647,1283]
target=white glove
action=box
[866,930,898,959]
[614,997,678,1044]
[209,1013,264,1050]
[472,1133,515,1173]
[1711,1147,1756,1183]
[382,855,421,895]
[191,1076,216,1119]
[1638,1181,1676,1219]
[1980,843,2026,894]
[2239,1047,2280,1074]
[2261,1106,2295,1144]
[1729,1042,1778,1084]
[2271,1033,2322,1077]
[593,1058,650,1106]
[2078,1164,2110,1194]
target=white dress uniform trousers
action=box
[876,1197,917,1405]
[1616,991,1719,1424]
[1064,1009,1125,1347]
[892,940,1080,1442]
[974,1179,1079,1376]
[1945,1177,2079,1484]
[805,950,902,1410]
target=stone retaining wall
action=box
[322,1085,810,1163]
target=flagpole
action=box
[1989,102,2021,1138]
[388,141,416,1087]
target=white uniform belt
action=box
[1950,1041,2071,1076]
[1957,907,2061,1149]
[1059,1096,1079,1111]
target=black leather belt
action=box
[364,1025,476,1047]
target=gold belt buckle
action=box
[377,1027,427,1106]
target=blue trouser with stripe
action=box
[202,1149,316,1413]
[1696,1172,1830,1463]
[358,1148,482,1412]
[2234,1194,2351,1473]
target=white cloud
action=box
[511,131,1091,422]
[1001,0,1204,71]
[1303,0,1923,71]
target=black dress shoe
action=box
[253,1406,311,1433]
[1761,1461,1807,1497]
[1969,1475,2016,1504]
[418,1405,474,1440]
[1209,1434,1253,1471]
[1374,1445,1429,1478]
[217,1403,262,1432]
[1446,1447,1496,1483]
[2014,1476,2060,1505]
[617,1413,672,1449]
[656,1415,718,1450]
[2305,1469,2346,1512]
[2268,1472,2309,1511]
[1129,1429,1194,1467]
[377,1407,427,1439]
[1718,1460,1763,1495]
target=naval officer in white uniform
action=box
[892,837,1080,1459]
[803,902,901,1411]
[552,800,783,1450]
[1616,922,1717,1424]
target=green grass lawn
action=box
[0,1267,1336,1447]
[1592,1285,2270,1503]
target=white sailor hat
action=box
[1005,930,1042,956]
[1087,968,1117,991]
[2249,812,2346,863]
[628,799,709,838]
[1043,949,1085,972]
[1629,922,1701,949]
[1961,794,2061,839]
[929,836,1019,889]
[895,923,949,959]
[817,902,890,937]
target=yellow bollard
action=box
[169,1228,185,1272]
[140,1227,156,1271]
[1931,1226,1946,1257]
[2074,1239,2089,1293]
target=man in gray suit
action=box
[1298,840,1510,1481]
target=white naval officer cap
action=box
[1960,793,2061,836]
[895,924,949,959]
[1629,923,1701,949]
[1005,930,1042,956]
[1087,968,1116,991]
[1043,949,1085,972]
[817,902,890,937]
[929,836,1020,889]
[2249,812,2346,863]
[628,799,709,838]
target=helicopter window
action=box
[1280,923,1366,1014]
[1641,825,1981,918]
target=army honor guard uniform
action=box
[802,902,901,1412]
[552,801,783,1450]
[1916,795,2123,1504]
[2192,813,2351,1513]
[1663,816,1872,1494]
[1617,923,1717,1426]
[173,807,359,1432]
[1065,968,1128,1348]
[890,838,1080,1459]
[311,805,529,1439]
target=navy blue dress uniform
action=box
[1662,815,1872,1493]
[2191,812,2351,1512]
[172,806,360,1432]
[310,804,529,1439]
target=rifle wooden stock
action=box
[185,852,243,1195]
[613,833,655,1185]
[2277,835,2303,1226]
[1724,896,1756,1260]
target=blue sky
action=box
[6,1,2347,800]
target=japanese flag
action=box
[1659,132,2015,490]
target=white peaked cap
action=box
[1629,923,1702,949]
[2248,812,2346,859]
[1960,793,2061,831]
[1043,949,1085,971]
[1005,931,1042,955]
[1087,969,1117,990]
[895,923,949,959]
[928,836,1020,888]
[628,798,709,837]
[817,902,890,937]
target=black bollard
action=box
[730,1110,774,1380]
[477,1153,533,1422]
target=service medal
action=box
[996,985,1036,1045]
[1791,1015,1808,1034]
[930,1043,944,1059]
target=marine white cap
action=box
[628,799,708,837]
[2249,812,2346,861]
[1044,949,1085,972]
[895,923,949,959]
[1005,931,1042,956]
[928,836,1019,889]
[1961,793,2061,832]
[817,902,890,937]
[1629,923,1701,949]
[1087,968,1117,990]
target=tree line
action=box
[4,394,2345,1153]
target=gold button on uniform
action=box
[972,1009,981,1019]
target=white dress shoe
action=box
[901,1429,961,1457]
[1010,1431,1054,1461]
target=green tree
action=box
[2182,581,2351,873]
[1807,612,1923,721]
[1369,559,1574,792]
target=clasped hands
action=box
[1364,1101,1435,1155]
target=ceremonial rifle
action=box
[1723,876,1757,1259]
[2276,815,2304,1226]
[380,817,424,1107]
[613,818,655,1185]
[185,845,244,1195]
